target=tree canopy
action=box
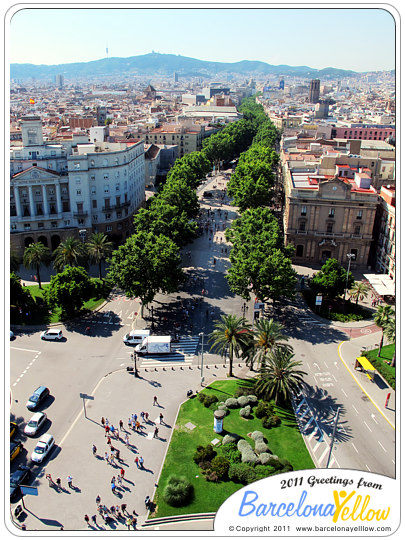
[310,258,354,300]
[45,266,93,318]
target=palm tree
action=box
[249,318,292,370]
[10,248,20,273]
[348,281,370,305]
[254,347,307,405]
[374,305,395,357]
[208,314,252,377]
[53,236,88,273]
[383,315,396,367]
[23,241,51,289]
[86,232,114,279]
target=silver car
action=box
[30,433,55,463]
[24,412,47,437]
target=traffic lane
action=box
[291,337,395,477]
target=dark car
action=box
[26,386,50,411]
[10,465,31,501]
[203,191,213,198]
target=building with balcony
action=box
[372,185,395,280]
[10,116,145,255]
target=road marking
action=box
[378,441,387,453]
[364,421,372,432]
[337,341,395,430]
[351,442,359,454]
[371,414,379,425]
[318,446,329,465]
[352,404,359,414]
[365,464,371,472]
[11,347,41,353]
[341,388,347,397]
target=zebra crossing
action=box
[138,336,201,368]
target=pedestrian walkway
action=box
[138,337,200,368]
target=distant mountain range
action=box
[10,52,360,81]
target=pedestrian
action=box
[154,427,159,438]
[84,514,90,527]
[126,516,132,530]
[91,514,97,525]
[105,425,110,437]
[111,480,116,493]
[110,453,115,465]
[121,503,127,514]
[144,495,150,509]
[139,456,144,469]
[128,417,131,429]
[92,444,97,456]
[140,411,145,422]
[159,413,164,424]
[153,396,158,406]
[56,477,61,489]
[67,475,73,488]
[145,412,149,422]
[21,524,27,531]
[110,425,115,437]
[46,473,54,486]
[96,495,101,506]
[120,467,125,478]
[117,474,122,486]
[125,433,130,447]
[131,517,137,529]
[119,419,124,430]
[105,451,110,463]
[115,448,120,461]
[105,418,109,426]
[106,436,111,446]
[134,457,139,468]
[132,420,136,430]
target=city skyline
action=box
[8,6,396,73]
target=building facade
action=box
[373,185,395,280]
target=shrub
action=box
[222,433,240,445]
[250,431,264,442]
[254,464,275,480]
[225,398,239,409]
[234,386,255,398]
[220,442,241,464]
[239,405,251,418]
[255,401,274,419]
[268,456,282,469]
[237,440,251,452]
[205,471,219,482]
[210,456,230,480]
[279,458,293,471]
[258,453,273,465]
[228,463,257,485]
[237,395,250,407]
[261,415,281,429]
[198,393,219,408]
[247,395,258,405]
[241,449,258,465]
[255,441,269,454]
[162,475,194,507]
[217,405,229,415]
[198,460,212,471]
[193,444,216,464]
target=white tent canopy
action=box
[364,274,396,297]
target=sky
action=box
[7,4,397,72]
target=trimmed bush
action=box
[193,444,216,465]
[237,440,251,452]
[162,475,194,507]
[237,395,250,407]
[254,464,275,480]
[250,431,264,442]
[228,463,257,485]
[247,395,258,405]
[255,401,274,419]
[258,453,273,465]
[234,386,255,398]
[205,471,219,482]
[239,405,251,418]
[220,442,242,464]
[197,393,219,408]
[261,415,282,429]
[210,456,230,480]
[279,458,293,472]
[268,456,282,469]
[217,405,230,415]
[225,397,239,409]
[222,433,240,445]
[241,449,258,465]
[255,441,269,454]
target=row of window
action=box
[300,206,363,219]
[295,244,359,260]
[298,221,362,234]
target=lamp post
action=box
[131,352,139,378]
[326,407,340,468]
[344,253,355,301]
[241,302,247,319]
[199,332,205,386]
[150,305,155,329]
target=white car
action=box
[41,329,63,341]
[30,433,54,463]
[123,329,150,345]
[24,412,47,437]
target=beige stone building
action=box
[144,124,204,158]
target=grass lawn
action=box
[153,378,314,518]
[364,344,395,390]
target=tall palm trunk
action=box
[390,350,396,368]
[228,343,234,377]
[378,332,384,357]
[99,260,103,280]
[36,263,42,289]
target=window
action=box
[296,245,304,257]
[350,249,358,261]
[35,189,41,196]
[91,186,96,194]
[326,222,334,233]
[328,208,335,218]
[24,224,31,230]
[116,183,120,192]
[104,173,109,179]
[90,175,95,180]
[354,225,361,235]
[90,160,95,167]
[301,206,307,216]
[76,189,82,196]
[64,220,70,226]
[356,210,363,220]
[38,223,44,229]
[105,213,111,220]
[75,177,81,184]
[74,162,80,169]
[92,200,97,209]
[51,222,58,228]
[93,215,98,222]
[116,212,122,218]
[104,185,109,193]
[299,221,306,231]
[106,225,113,232]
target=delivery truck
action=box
[135,335,172,355]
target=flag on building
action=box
[29,98,35,104]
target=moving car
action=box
[26,386,50,411]
[30,433,55,463]
[24,412,47,437]
[11,441,23,462]
[10,422,18,439]
[41,329,63,341]
[123,329,150,345]
[135,335,172,355]
[10,465,31,501]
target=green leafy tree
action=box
[45,266,92,318]
[208,314,252,377]
[107,231,184,315]
[86,233,114,279]
[10,272,33,310]
[53,236,88,273]
[249,318,292,370]
[167,152,211,189]
[310,258,354,300]
[348,281,370,305]
[374,305,395,357]
[227,159,275,211]
[23,241,51,289]
[254,347,307,405]
[159,178,199,220]
[383,315,396,367]
[10,248,20,273]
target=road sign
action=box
[79,393,94,400]
[315,295,322,306]
[20,485,38,496]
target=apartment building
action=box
[372,185,395,280]
[282,155,379,267]
[144,124,205,158]
[10,116,145,255]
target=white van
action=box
[123,329,150,346]
[41,329,63,341]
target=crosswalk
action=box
[138,336,201,369]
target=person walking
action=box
[91,514,97,526]
[131,517,137,529]
[159,413,164,425]
[117,474,122,486]
[111,480,116,494]
[144,495,150,509]
[145,412,149,422]
[106,436,112,446]
[125,433,130,447]
[46,473,54,486]
[84,514,90,527]
[56,477,61,489]
[67,475,73,488]
[92,444,97,456]
[110,452,115,465]
[120,467,125,479]
[134,457,139,468]
[153,396,158,406]
[104,451,110,464]
[96,495,101,506]
[121,503,127,514]
[126,516,132,530]
[101,417,105,427]
[105,424,110,437]
[139,456,144,469]
[119,419,124,430]
[153,427,159,438]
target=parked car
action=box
[10,465,31,501]
[11,441,23,462]
[30,433,55,463]
[10,330,15,340]
[26,386,50,411]
[24,412,47,437]
[41,329,63,341]
[10,422,18,439]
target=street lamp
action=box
[150,305,155,329]
[199,332,205,386]
[344,253,355,301]
[241,302,247,319]
[131,352,139,378]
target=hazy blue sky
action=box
[9,6,396,72]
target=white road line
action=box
[371,414,379,425]
[365,464,371,472]
[378,441,387,453]
[352,404,359,414]
[11,347,41,353]
[341,388,347,397]
[351,442,359,454]
[312,442,321,453]
[364,421,372,432]
[318,446,330,465]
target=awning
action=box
[364,274,395,297]
[355,356,376,372]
